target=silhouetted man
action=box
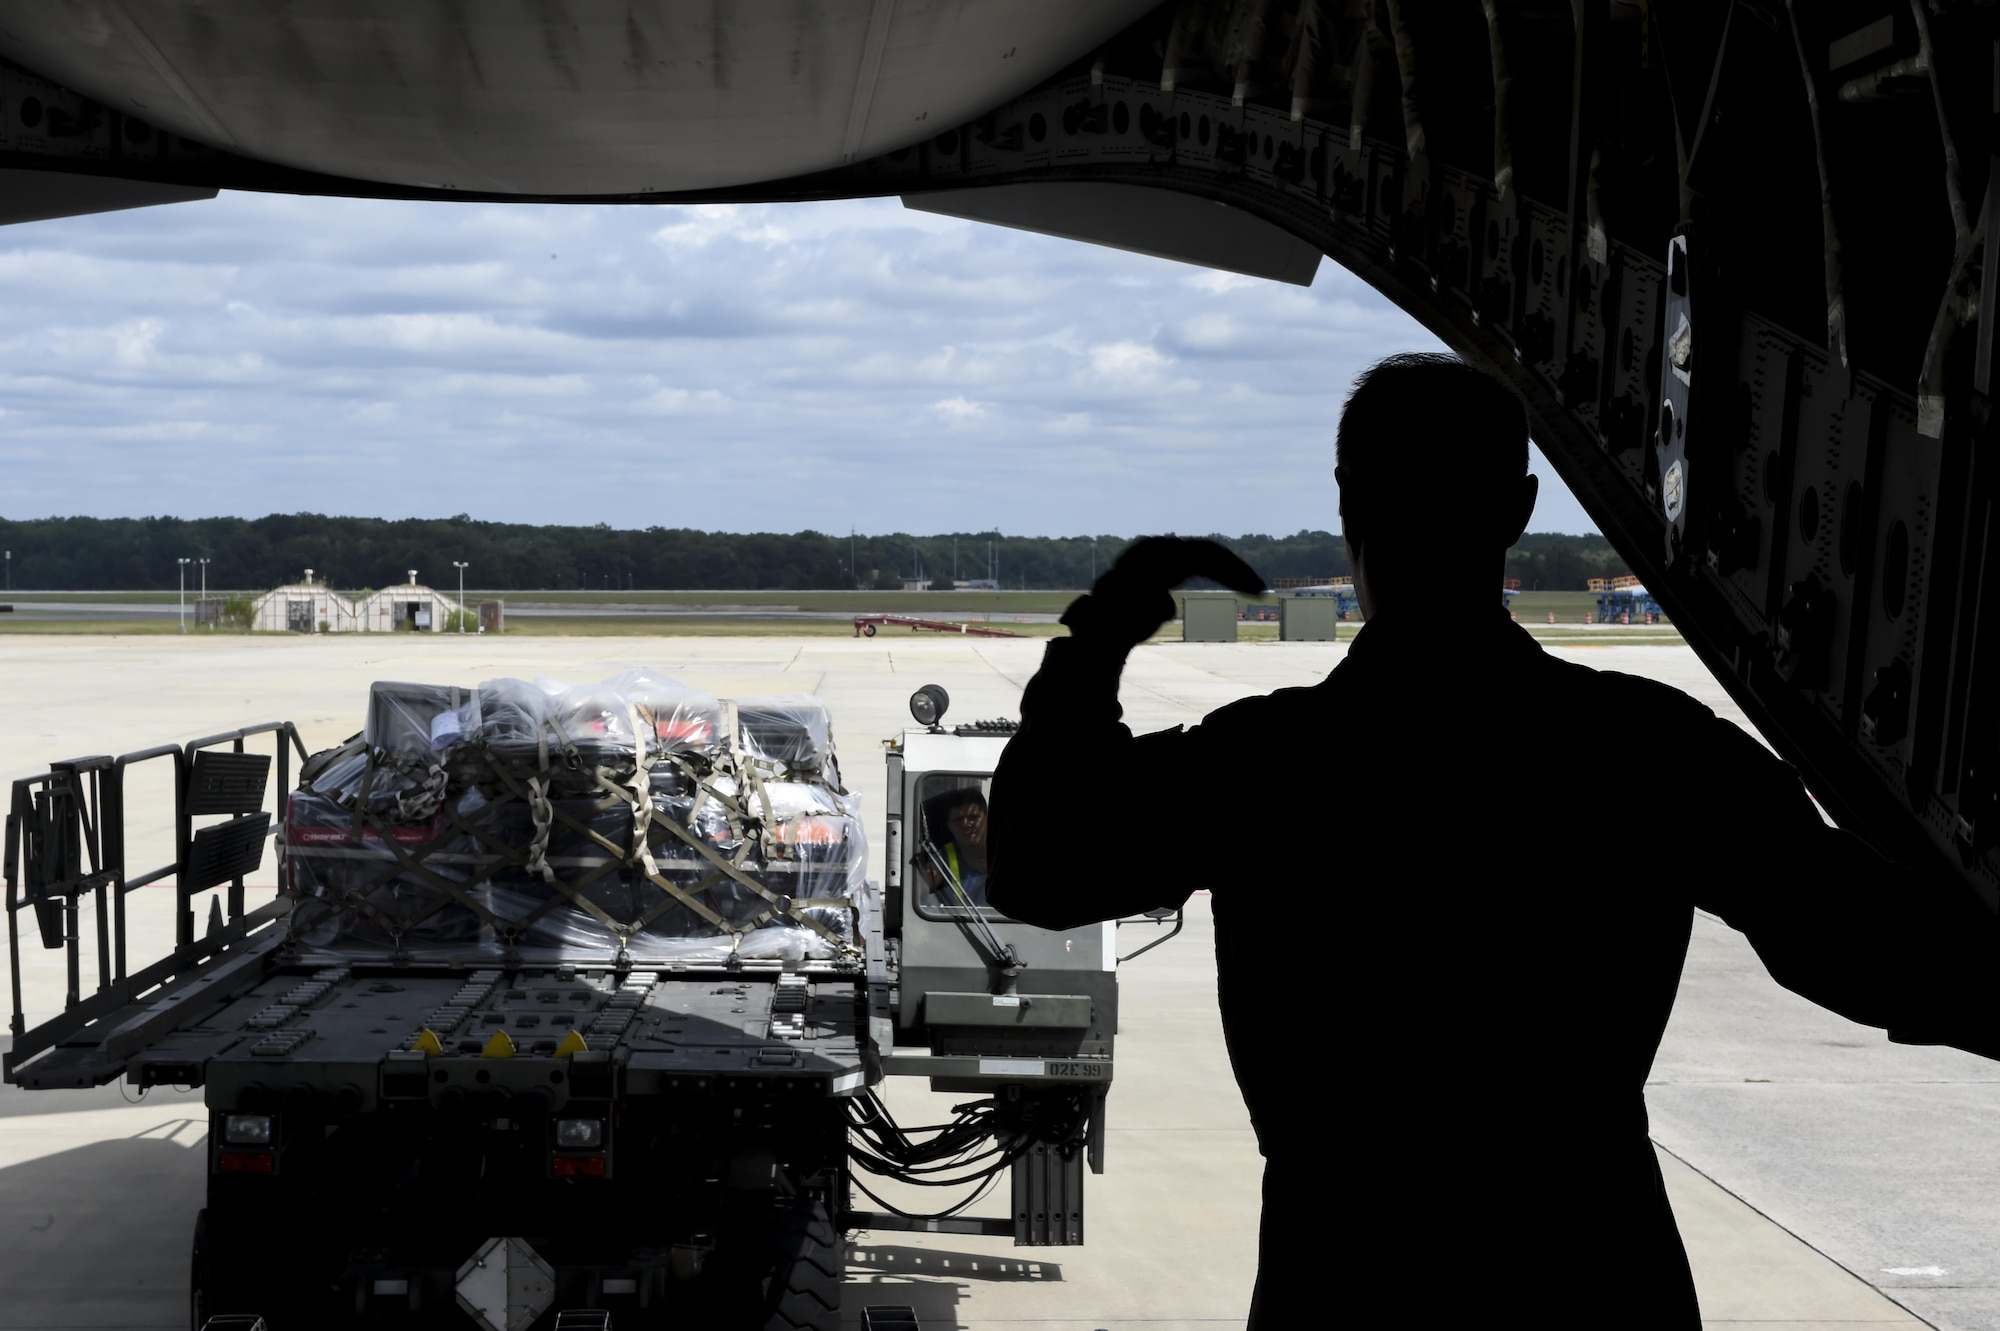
[988,353,2000,1327]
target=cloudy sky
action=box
[0,190,1596,537]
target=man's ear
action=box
[1503,473,1539,545]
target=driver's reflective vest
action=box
[947,843,984,883]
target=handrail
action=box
[6,757,115,1030]
[107,744,184,985]
[4,720,303,1078]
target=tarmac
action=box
[0,631,1989,1329]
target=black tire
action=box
[757,1196,841,1331]
[190,1208,282,1331]
[188,1209,209,1331]
[862,623,876,637]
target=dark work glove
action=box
[1059,536,1268,651]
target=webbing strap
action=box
[725,700,780,860]
[291,794,501,946]
[337,806,513,937]
[644,806,854,952]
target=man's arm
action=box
[1686,706,2000,1056]
[987,638,1209,929]
[987,537,1266,931]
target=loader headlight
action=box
[909,684,950,728]
[555,1118,604,1150]
[223,1113,274,1146]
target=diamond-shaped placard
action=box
[455,1237,555,1331]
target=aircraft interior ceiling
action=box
[2,1,1999,925]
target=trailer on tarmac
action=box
[851,614,1026,638]
[4,675,1176,1330]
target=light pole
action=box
[177,558,190,633]
[197,557,210,628]
[453,561,469,633]
[4,550,9,591]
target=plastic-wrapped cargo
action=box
[285,671,864,965]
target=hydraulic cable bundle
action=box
[842,1087,1092,1221]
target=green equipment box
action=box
[1280,595,1345,641]
[1181,592,1238,642]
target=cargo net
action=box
[284,671,864,966]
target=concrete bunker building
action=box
[248,569,462,633]
[353,570,460,633]
[246,569,359,633]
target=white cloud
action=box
[111,318,163,368]
[1183,270,1259,295]
[650,205,790,250]
[640,386,728,414]
[1177,312,1237,350]
[931,395,986,424]
[1088,341,1167,380]
[1081,340,1198,399]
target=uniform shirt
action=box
[988,609,2000,1323]
[944,841,989,906]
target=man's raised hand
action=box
[1059,537,1268,651]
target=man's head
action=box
[945,788,988,848]
[1334,353,1537,612]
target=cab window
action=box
[911,773,1009,920]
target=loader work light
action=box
[555,1118,604,1149]
[909,684,950,728]
[223,1113,274,1145]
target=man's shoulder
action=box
[1189,636,1727,735]
[1552,657,1721,714]
[1195,682,1337,737]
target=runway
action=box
[0,633,1984,1329]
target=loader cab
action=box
[883,697,1119,1077]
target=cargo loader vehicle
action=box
[4,673,1182,1330]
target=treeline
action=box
[0,514,1621,592]
[1504,533,1630,591]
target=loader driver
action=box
[919,785,990,907]
[986,352,2000,1329]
